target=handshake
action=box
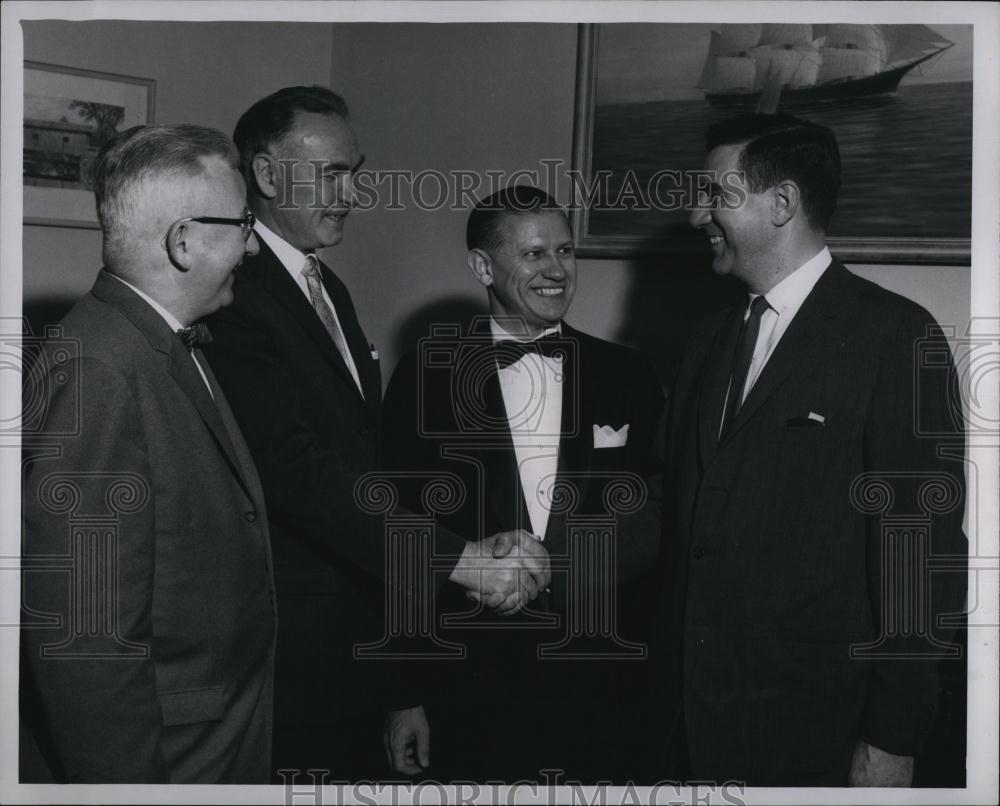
[448,530,550,614]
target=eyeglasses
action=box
[176,209,256,242]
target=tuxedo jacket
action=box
[204,242,467,729]
[381,320,667,779]
[21,270,276,783]
[664,261,967,785]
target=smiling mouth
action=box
[709,236,724,246]
[533,287,564,297]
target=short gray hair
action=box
[93,123,239,250]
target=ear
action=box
[467,249,494,288]
[771,180,801,227]
[251,153,278,200]
[164,219,196,272]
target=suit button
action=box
[692,547,705,559]
[358,425,370,437]
[245,510,258,523]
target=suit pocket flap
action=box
[159,686,224,726]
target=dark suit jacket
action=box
[664,261,967,785]
[382,319,667,781]
[203,242,467,741]
[21,270,276,783]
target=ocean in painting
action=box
[588,81,972,241]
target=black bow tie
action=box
[176,322,213,352]
[492,333,564,369]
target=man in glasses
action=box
[204,86,548,779]
[21,124,275,782]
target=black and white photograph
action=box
[1,2,997,805]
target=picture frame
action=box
[23,61,155,229]
[571,23,972,264]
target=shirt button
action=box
[245,510,258,523]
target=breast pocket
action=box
[159,686,224,726]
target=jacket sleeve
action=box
[22,356,169,782]
[859,308,968,755]
[204,301,468,587]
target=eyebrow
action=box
[324,154,366,173]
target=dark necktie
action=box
[176,322,212,352]
[493,333,564,369]
[720,294,770,439]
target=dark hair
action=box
[466,186,567,252]
[93,123,238,245]
[706,113,841,231]
[233,85,350,189]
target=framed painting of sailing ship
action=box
[571,23,973,264]
[23,61,155,228]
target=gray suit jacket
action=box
[21,270,277,783]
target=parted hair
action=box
[93,123,239,241]
[706,113,841,231]
[232,85,350,191]
[466,186,567,252]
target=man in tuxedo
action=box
[21,124,275,782]
[204,86,548,778]
[665,113,967,786]
[381,187,666,782]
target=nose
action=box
[689,204,711,229]
[245,231,260,257]
[543,252,568,279]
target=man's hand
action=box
[448,529,550,614]
[848,741,914,787]
[384,705,430,775]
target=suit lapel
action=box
[318,258,382,413]
[254,243,370,408]
[698,308,743,468]
[721,261,845,444]
[90,271,257,505]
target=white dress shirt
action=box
[740,246,832,402]
[253,219,363,393]
[110,273,214,397]
[490,318,564,540]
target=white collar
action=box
[753,246,832,314]
[489,317,562,344]
[253,218,314,274]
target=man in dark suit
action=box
[381,187,667,782]
[204,87,548,779]
[665,113,967,786]
[21,124,275,782]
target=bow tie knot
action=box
[493,333,564,369]
[176,322,213,351]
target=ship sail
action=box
[697,23,954,98]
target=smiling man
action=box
[21,124,274,783]
[380,186,667,782]
[664,113,967,786]
[203,88,547,780]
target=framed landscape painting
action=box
[23,61,155,229]
[571,23,973,264]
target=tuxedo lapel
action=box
[545,325,591,549]
[90,271,257,506]
[478,362,532,533]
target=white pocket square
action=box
[593,423,629,448]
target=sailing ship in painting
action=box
[697,23,954,105]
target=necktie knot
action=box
[176,322,212,351]
[493,333,564,369]
[301,254,321,281]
